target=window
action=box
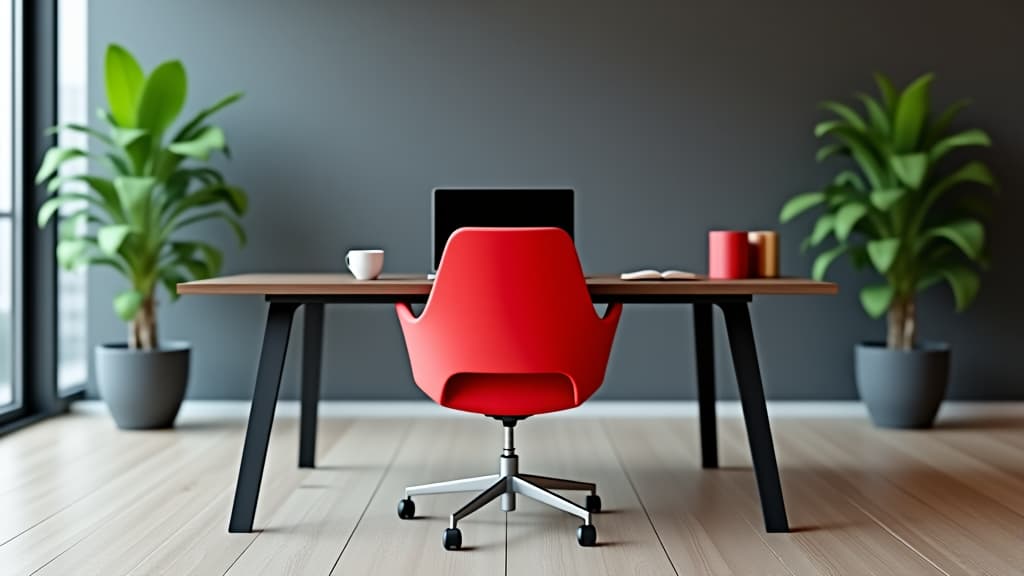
[2,0,74,431]
[1,0,16,410]
[56,0,86,392]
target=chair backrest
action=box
[396,227,621,414]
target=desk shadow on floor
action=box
[171,420,245,432]
[932,415,1024,430]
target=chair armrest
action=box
[395,302,419,325]
[601,302,623,325]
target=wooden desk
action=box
[179,273,837,535]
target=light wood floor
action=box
[1,405,1023,575]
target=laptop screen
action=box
[431,188,575,271]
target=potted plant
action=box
[35,44,248,429]
[780,73,996,428]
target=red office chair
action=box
[395,227,622,550]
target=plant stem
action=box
[130,295,159,350]
[886,296,916,351]
[902,297,916,350]
[887,299,904,349]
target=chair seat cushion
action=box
[440,373,577,416]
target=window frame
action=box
[0,0,81,434]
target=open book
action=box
[620,269,699,281]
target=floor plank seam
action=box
[218,422,347,576]
[0,436,189,549]
[845,497,953,576]
[599,420,680,576]
[125,478,244,575]
[327,420,414,576]
[21,429,235,576]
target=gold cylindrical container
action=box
[747,231,779,278]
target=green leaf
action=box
[814,120,844,138]
[168,126,226,160]
[35,148,87,184]
[37,193,105,228]
[927,162,996,201]
[165,184,248,222]
[849,245,871,269]
[892,73,933,152]
[860,285,893,319]
[102,153,132,176]
[929,129,991,163]
[834,170,865,192]
[809,213,835,246]
[114,177,156,228]
[869,188,906,211]
[114,290,145,322]
[874,73,897,111]
[158,267,187,301]
[812,244,847,281]
[940,266,980,311]
[179,257,213,279]
[105,44,145,127]
[173,91,243,142]
[46,175,122,219]
[821,125,886,189]
[820,101,866,130]
[920,219,985,260]
[168,241,223,276]
[825,186,859,208]
[779,191,826,223]
[925,99,969,146]
[45,123,114,146]
[135,60,187,136]
[834,203,868,241]
[58,210,103,240]
[866,238,900,273]
[169,210,247,245]
[98,224,133,255]
[857,93,891,135]
[110,127,149,148]
[890,153,928,189]
[816,143,847,162]
[196,243,223,275]
[56,239,90,270]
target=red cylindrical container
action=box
[708,230,749,279]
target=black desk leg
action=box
[229,301,300,533]
[300,303,325,468]
[719,301,789,533]
[693,303,718,469]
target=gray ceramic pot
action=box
[854,342,950,429]
[95,342,190,429]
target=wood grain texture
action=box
[331,418,506,575]
[506,419,677,576]
[2,407,1022,576]
[177,273,838,296]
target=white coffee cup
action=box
[345,249,384,280]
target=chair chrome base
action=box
[397,423,600,549]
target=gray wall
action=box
[86,0,1024,401]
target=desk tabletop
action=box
[177,273,837,297]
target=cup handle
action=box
[345,254,350,269]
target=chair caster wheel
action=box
[576,524,597,547]
[397,498,415,519]
[585,494,602,513]
[442,527,462,550]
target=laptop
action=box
[430,188,575,276]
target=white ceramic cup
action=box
[345,249,384,280]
